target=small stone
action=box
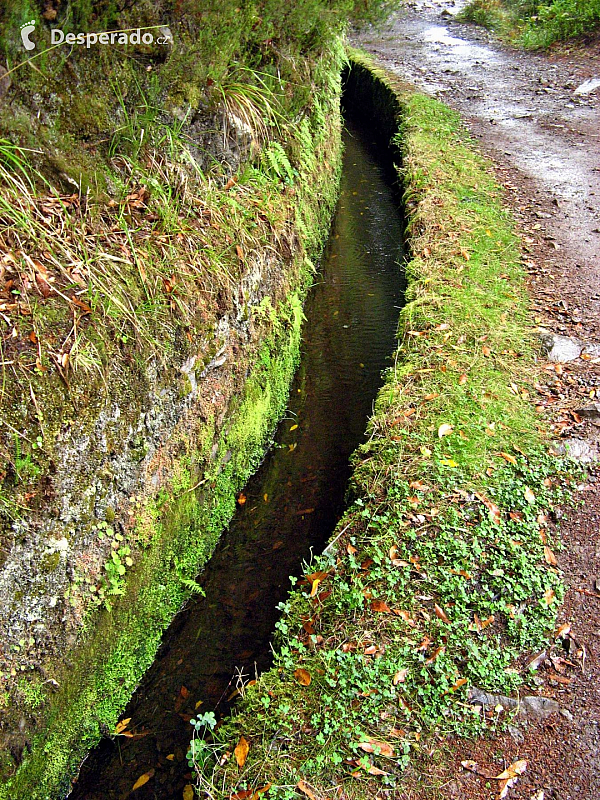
[550,438,599,463]
[560,708,574,722]
[574,78,600,95]
[508,724,525,744]
[538,329,582,362]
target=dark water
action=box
[68,119,405,800]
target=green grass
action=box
[184,54,580,799]
[460,0,600,47]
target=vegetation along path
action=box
[356,1,600,797]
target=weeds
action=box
[460,0,600,47]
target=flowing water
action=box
[68,118,405,800]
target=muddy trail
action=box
[356,4,600,799]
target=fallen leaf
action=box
[294,668,311,686]
[434,604,451,624]
[231,792,253,800]
[358,738,394,758]
[132,770,155,791]
[499,452,517,465]
[250,784,272,800]
[371,600,391,613]
[476,492,502,525]
[543,588,556,605]
[234,736,250,768]
[425,645,445,664]
[459,373,468,385]
[347,543,358,555]
[183,785,194,800]
[236,245,244,261]
[524,487,536,504]
[237,493,247,506]
[447,677,468,693]
[495,759,527,780]
[114,717,131,734]
[296,781,318,800]
[482,345,491,357]
[544,546,558,566]
[438,423,454,438]
[166,754,175,761]
[555,623,571,639]
[393,668,409,685]
[366,765,389,776]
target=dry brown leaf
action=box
[482,345,491,357]
[393,668,409,685]
[132,770,155,791]
[425,645,445,664]
[358,738,394,758]
[543,588,556,605]
[294,668,311,686]
[296,780,318,800]
[371,600,391,613]
[495,759,527,780]
[544,546,558,566]
[250,784,272,800]
[476,492,502,525]
[234,736,250,768]
[183,786,195,800]
[499,452,517,465]
[459,373,468,385]
[434,603,451,624]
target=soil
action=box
[355,3,600,798]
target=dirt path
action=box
[355,5,600,799]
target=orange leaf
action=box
[434,604,451,624]
[499,452,517,465]
[296,781,318,800]
[294,668,311,686]
[132,770,155,791]
[544,546,558,566]
[237,493,247,506]
[231,792,253,800]
[358,738,394,758]
[236,245,244,261]
[114,717,131,734]
[425,645,445,664]
[371,600,391,613]
[494,759,527,780]
[458,373,468,385]
[234,736,250,768]
[482,345,491,357]
[476,492,501,525]
[250,785,272,800]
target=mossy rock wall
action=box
[0,3,354,795]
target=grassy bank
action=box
[188,52,577,799]
[460,0,600,47]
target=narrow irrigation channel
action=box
[68,116,405,800]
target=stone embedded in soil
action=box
[468,688,560,719]
[550,437,600,463]
[574,78,600,96]
[538,329,582,362]
[575,403,600,420]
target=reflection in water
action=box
[69,119,405,800]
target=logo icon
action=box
[20,20,36,51]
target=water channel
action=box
[69,115,405,800]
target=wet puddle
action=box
[68,116,405,800]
